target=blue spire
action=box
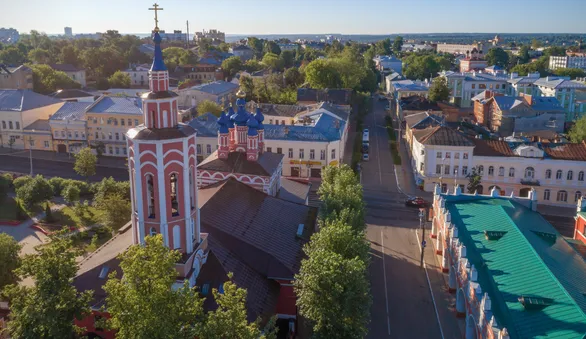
[227,105,235,128]
[254,107,264,130]
[217,111,229,134]
[247,115,259,136]
[231,104,250,126]
[150,31,167,72]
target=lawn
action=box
[47,205,102,228]
[72,227,113,253]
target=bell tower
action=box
[126,4,208,287]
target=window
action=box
[196,144,202,154]
[544,189,550,201]
[488,166,494,176]
[575,191,582,202]
[509,167,515,178]
[463,153,468,159]
[108,146,113,154]
[102,133,105,139]
[44,141,49,148]
[269,119,273,124]
[55,131,59,138]
[277,147,282,154]
[288,148,293,158]
[445,152,451,159]
[113,119,118,126]
[479,84,487,89]
[189,167,195,209]
[15,122,19,130]
[8,121,13,129]
[421,149,424,155]
[557,190,568,202]
[122,134,126,141]
[525,167,534,179]
[436,165,442,174]
[320,150,325,160]
[437,152,442,158]
[1,121,5,129]
[496,84,500,89]
[206,144,212,154]
[61,131,65,137]
[68,131,72,138]
[107,118,111,125]
[420,162,424,171]
[128,119,132,126]
[462,166,468,176]
[472,84,476,89]
[92,118,97,124]
[478,165,484,175]
[115,133,120,140]
[82,132,85,138]
[135,119,139,126]
[579,171,585,181]
[498,167,504,176]
[173,225,181,249]
[123,148,127,155]
[444,165,450,175]
[266,147,272,153]
[556,170,563,180]
[545,169,552,179]
[441,183,448,193]
[149,227,157,236]
[121,119,125,126]
[454,153,460,159]
[108,132,112,140]
[115,147,120,155]
[309,149,315,160]
[454,166,459,176]
[567,170,573,181]
[331,149,336,160]
[146,174,155,218]
[170,173,179,216]
[299,149,305,159]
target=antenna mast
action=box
[186,20,189,48]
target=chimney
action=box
[484,90,492,99]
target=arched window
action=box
[524,167,534,179]
[488,166,494,176]
[576,191,582,202]
[150,111,156,128]
[478,165,484,175]
[146,174,155,218]
[509,167,515,177]
[498,167,505,176]
[556,170,563,180]
[173,225,181,250]
[557,190,568,202]
[567,170,573,181]
[149,227,157,236]
[170,173,179,216]
[543,189,550,201]
[579,171,585,181]
[189,167,195,210]
[545,169,552,179]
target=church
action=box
[73,7,317,338]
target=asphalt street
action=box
[364,99,444,339]
[0,154,129,182]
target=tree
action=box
[221,56,243,78]
[247,37,265,58]
[74,147,97,179]
[59,45,80,66]
[318,165,365,232]
[201,273,267,339]
[262,52,284,71]
[428,76,450,102]
[544,46,566,57]
[0,47,27,65]
[374,38,392,56]
[30,64,81,94]
[403,54,444,80]
[554,68,586,79]
[304,59,343,89]
[197,100,223,117]
[486,47,509,68]
[15,175,52,208]
[284,67,304,88]
[531,39,543,49]
[108,70,131,88]
[179,50,198,66]
[392,36,404,55]
[280,50,296,68]
[0,233,21,290]
[243,59,263,73]
[104,235,204,339]
[263,41,281,56]
[518,46,530,64]
[99,193,131,229]
[218,42,230,53]
[0,173,12,203]
[569,115,586,143]
[466,167,482,194]
[3,234,92,338]
[92,177,130,209]
[27,48,52,64]
[62,184,80,206]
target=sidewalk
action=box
[0,148,126,169]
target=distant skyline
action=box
[3,0,586,35]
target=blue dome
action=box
[217,111,229,134]
[231,105,250,126]
[150,31,167,72]
[247,116,259,136]
[254,107,265,130]
[236,97,246,107]
[227,105,235,128]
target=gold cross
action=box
[148,3,164,32]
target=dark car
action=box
[405,196,429,208]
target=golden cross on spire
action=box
[148,3,164,32]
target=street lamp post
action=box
[419,208,426,268]
[28,131,35,176]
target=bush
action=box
[44,203,54,223]
[48,177,66,196]
[15,175,53,208]
[13,176,33,190]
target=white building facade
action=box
[549,55,586,71]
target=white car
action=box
[385,105,390,110]
[363,153,369,161]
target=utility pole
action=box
[186,20,189,48]
[419,208,426,268]
[28,133,35,176]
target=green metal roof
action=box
[445,195,586,339]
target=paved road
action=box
[364,98,443,339]
[0,155,129,182]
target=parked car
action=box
[385,105,390,110]
[405,196,429,208]
[361,143,369,153]
[362,153,369,161]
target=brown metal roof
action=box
[471,138,515,157]
[413,126,474,146]
[543,142,586,161]
[198,150,283,177]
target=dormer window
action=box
[170,173,179,216]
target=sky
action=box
[2,0,586,35]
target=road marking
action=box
[380,230,391,336]
[373,106,382,185]
[415,229,446,339]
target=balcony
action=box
[520,178,540,186]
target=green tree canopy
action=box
[263,41,281,55]
[92,177,130,208]
[518,46,531,64]
[59,45,80,66]
[108,70,131,88]
[262,52,284,71]
[99,193,131,229]
[197,100,223,117]
[553,68,586,79]
[3,233,92,338]
[486,47,509,68]
[303,59,343,89]
[247,37,265,58]
[104,235,204,339]
[318,165,365,231]
[284,67,305,88]
[27,48,52,64]
[62,184,81,205]
[74,147,97,179]
[403,54,451,80]
[280,50,296,68]
[568,115,586,143]
[221,56,243,78]
[30,64,81,94]
[429,76,450,102]
[0,47,27,65]
[243,59,263,73]
[392,36,404,55]
[15,174,53,208]
[466,167,483,194]
[0,233,21,291]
